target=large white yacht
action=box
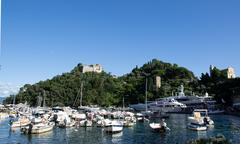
[148,98,187,112]
[130,98,186,113]
[169,85,223,114]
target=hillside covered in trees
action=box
[5,59,238,107]
[199,67,240,106]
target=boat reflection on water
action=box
[25,129,54,143]
[110,132,123,143]
[196,130,207,139]
[84,127,93,132]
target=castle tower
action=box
[156,76,161,90]
[227,67,236,79]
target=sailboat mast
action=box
[80,81,83,107]
[43,90,46,107]
[145,77,148,112]
[13,95,16,105]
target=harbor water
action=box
[1,114,240,144]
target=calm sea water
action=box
[0,114,240,144]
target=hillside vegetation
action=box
[6,59,237,107]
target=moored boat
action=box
[0,113,8,119]
[187,109,214,131]
[21,118,54,134]
[104,120,123,133]
[149,119,170,132]
[10,117,31,128]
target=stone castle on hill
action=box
[81,64,103,73]
[210,65,236,79]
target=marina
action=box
[1,0,240,143]
[0,113,239,143]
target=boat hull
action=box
[105,125,123,133]
[31,125,53,134]
[21,124,54,134]
[187,123,207,131]
[149,123,167,132]
[11,121,31,128]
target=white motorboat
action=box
[104,120,123,133]
[149,119,170,132]
[123,120,134,127]
[123,116,136,127]
[10,117,31,128]
[130,98,186,113]
[136,113,144,122]
[0,113,8,120]
[72,113,86,120]
[187,109,214,131]
[148,98,187,113]
[21,118,54,134]
[195,109,214,126]
[57,111,75,128]
[51,108,74,128]
[96,119,111,127]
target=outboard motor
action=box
[28,123,33,134]
[53,114,58,125]
[203,117,209,125]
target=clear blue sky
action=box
[0,0,240,96]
